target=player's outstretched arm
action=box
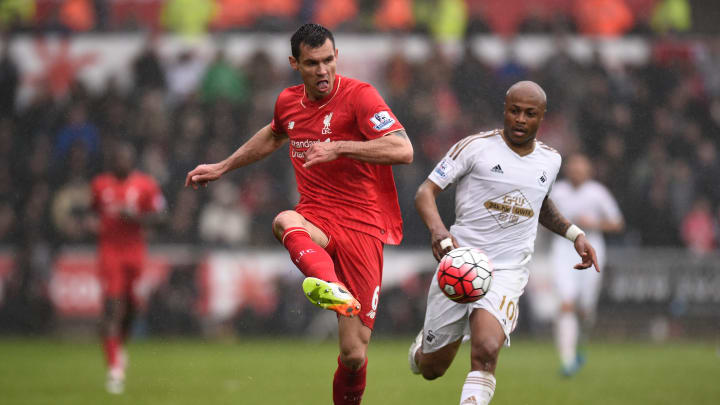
[303,130,413,168]
[539,196,600,272]
[185,124,288,189]
[415,179,458,262]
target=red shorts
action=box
[301,212,384,329]
[98,246,145,303]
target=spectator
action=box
[53,103,100,166]
[161,0,216,37]
[211,0,257,30]
[200,50,249,105]
[680,197,716,255]
[428,0,468,41]
[60,0,95,32]
[133,39,166,91]
[255,0,300,31]
[313,0,358,31]
[168,188,200,243]
[693,139,720,206]
[574,0,634,37]
[0,0,35,31]
[0,39,18,117]
[374,0,413,32]
[51,176,93,242]
[651,0,692,34]
[198,180,250,246]
[165,49,207,103]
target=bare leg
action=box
[333,316,371,404]
[415,338,463,380]
[272,210,329,247]
[101,298,127,393]
[468,308,506,373]
[457,308,506,405]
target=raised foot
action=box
[302,277,361,317]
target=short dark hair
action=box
[290,23,335,60]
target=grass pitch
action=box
[0,337,718,405]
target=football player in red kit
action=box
[91,142,166,394]
[185,23,413,405]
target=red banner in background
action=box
[197,252,290,321]
[48,251,170,318]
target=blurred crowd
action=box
[1,32,720,257]
[1,0,695,38]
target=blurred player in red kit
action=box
[185,23,413,405]
[91,142,166,394]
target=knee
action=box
[470,338,502,371]
[421,364,448,381]
[339,347,367,371]
[271,210,301,239]
[339,336,369,371]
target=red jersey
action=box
[91,171,165,250]
[271,75,405,245]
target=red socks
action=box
[333,356,367,405]
[103,336,121,369]
[282,227,338,283]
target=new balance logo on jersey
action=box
[491,164,504,174]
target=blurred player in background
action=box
[550,153,624,376]
[185,23,412,405]
[91,142,166,394]
[409,81,598,405]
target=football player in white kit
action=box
[550,153,624,377]
[408,81,599,405]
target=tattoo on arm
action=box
[391,129,409,139]
[539,197,571,236]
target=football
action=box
[437,247,493,303]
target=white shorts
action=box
[551,239,604,315]
[421,266,529,353]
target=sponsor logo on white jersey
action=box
[322,112,333,135]
[491,164,504,174]
[370,110,395,131]
[483,189,535,229]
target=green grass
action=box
[0,338,718,404]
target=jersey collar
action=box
[301,75,342,109]
[500,129,536,157]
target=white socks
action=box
[459,370,496,405]
[555,311,579,369]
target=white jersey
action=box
[549,179,623,265]
[428,129,561,269]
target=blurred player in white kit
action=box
[550,153,624,376]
